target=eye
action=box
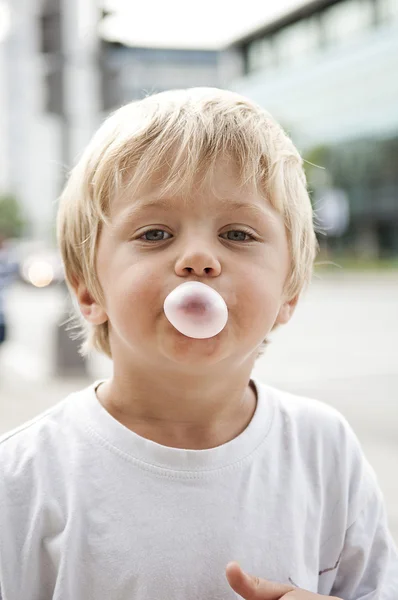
[140,229,172,242]
[220,229,255,242]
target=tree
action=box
[0,194,25,238]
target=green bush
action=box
[0,194,25,238]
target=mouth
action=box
[163,283,229,340]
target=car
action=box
[19,250,65,287]
[6,239,65,287]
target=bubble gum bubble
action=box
[163,281,228,339]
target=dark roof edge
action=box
[227,0,343,48]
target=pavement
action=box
[0,271,397,544]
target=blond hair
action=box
[57,87,318,358]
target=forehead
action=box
[110,157,273,219]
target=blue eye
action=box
[138,228,255,242]
[221,230,254,242]
[141,229,171,241]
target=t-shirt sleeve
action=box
[329,445,398,598]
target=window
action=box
[247,37,275,73]
[377,0,398,22]
[273,17,321,67]
[321,0,375,47]
[247,16,321,73]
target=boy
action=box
[0,88,397,599]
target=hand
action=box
[225,562,342,600]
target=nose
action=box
[174,240,222,278]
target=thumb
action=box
[225,562,296,600]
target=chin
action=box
[160,327,231,365]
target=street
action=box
[0,271,397,543]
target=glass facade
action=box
[378,0,398,21]
[304,134,398,256]
[244,0,390,75]
[101,44,221,110]
[273,16,321,67]
[247,38,274,73]
[321,0,374,47]
[237,0,398,258]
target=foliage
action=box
[0,194,25,238]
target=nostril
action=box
[183,266,213,274]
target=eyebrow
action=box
[115,197,273,227]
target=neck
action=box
[96,358,258,450]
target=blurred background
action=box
[0,0,397,541]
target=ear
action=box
[74,281,108,325]
[275,294,299,326]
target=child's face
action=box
[78,158,297,371]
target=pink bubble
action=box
[163,281,228,339]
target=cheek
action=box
[232,268,284,328]
[106,262,164,326]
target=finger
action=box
[225,562,296,600]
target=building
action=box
[101,43,224,111]
[0,0,101,241]
[227,0,398,256]
[0,0,232,242]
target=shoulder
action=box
[0,384,94,482]
[255,378,354,443]
[257,379,365,462]
[254,379,378,524]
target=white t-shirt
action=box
[0,379,397,599]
